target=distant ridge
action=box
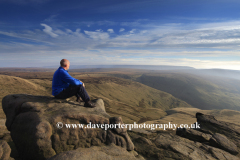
[44,65,195,70]
[183,69,240,80]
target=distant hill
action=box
[44,65,195,70]
[136,73,240,111]
[182,69,240,80]
[0,68,55,72]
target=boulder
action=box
[176,128,239,155]
[196,112,240,154]
[154,133,239,160]
[47,143,144,160]
[2,94,134,160]
[0,119,11,142]
[209,133,238,155]
[176,128,212,142]
[129,129,240,160]
[196,112,240,145]
[0,140,11,160]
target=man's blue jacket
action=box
[52,67,82,96]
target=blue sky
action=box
[1,0,240,69]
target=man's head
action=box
[60,59,70,70]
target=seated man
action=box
[52,59,96,108]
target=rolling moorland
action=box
[1,67,240,124]
[0,70,191,124]
[1,67,240,159]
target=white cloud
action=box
[2,20,240,69]
[66,29,73,33]
[107,29,114,33]
[76,28,81,33]
[40,24,58,38]
[119,28,125,32]
[3,20,240,51]
[129,29,136,34]
[84,30,109,40]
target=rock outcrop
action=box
[176,127,212,142]
[130,130,240,160]
[129,112,240,160]
[0,140,11,160]
[196,112,240,154]
[176,127,239,155]
[209,133,238,155]
[2,94,240,160]
[0,119,11,142]
[2,94,134,160]
[196,112,240,149]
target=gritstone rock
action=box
[2,94,134,160]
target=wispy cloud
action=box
[2,20,240,51]
[107,29,114,33]
[1,20,240,69]
[84,30,109,40]
[129,29,136,34]
[119,28,125,32]
[74,20,117,27]
[40,24,58,38]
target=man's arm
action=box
[61,71,83,86]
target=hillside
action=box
[0,74,192,123]
[0,75,51,119]
[136,73,240,111]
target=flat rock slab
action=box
[47,143,144,160]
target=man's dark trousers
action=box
[55,85,90,102]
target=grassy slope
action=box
[79,76,191,123]
[136,73,240,111]
[0,74,192,123]
[0,75,52,118]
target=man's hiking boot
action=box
[84,101,96,108]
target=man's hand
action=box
[80,81,85,88]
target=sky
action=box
[1,0,240,69]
